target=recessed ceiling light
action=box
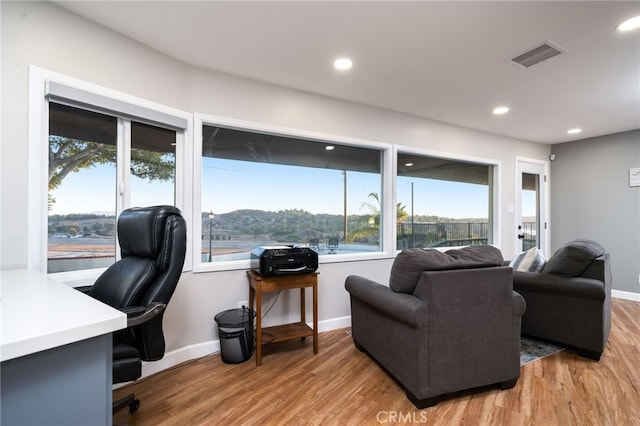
[333,58,353,71]
[492,106,509,115]
[325,145,335,151]
[567,128,582,135]
[405,163,414,167]
[618,15,640,32]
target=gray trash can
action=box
[214,307,256,364]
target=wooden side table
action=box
[247,270,318,366]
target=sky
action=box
[201,158,492,218]
[49,158,511,219]
[49,163,174,215]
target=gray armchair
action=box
[512,239,611,360]
[345,245,525,408]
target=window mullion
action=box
[118,118,131,210]
[116,118,131,261]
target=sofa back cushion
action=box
[542,239,606,277]
[389,245,504,294]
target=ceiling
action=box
[54,1,640,145]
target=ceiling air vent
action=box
[508,41,565,69]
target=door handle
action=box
[517,234,525,240]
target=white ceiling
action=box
[54,1,640,144]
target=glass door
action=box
[516,160,548,253]
[519,172,539,250]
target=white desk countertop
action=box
[0,269,126,362]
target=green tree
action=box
[48,136,174,208]
[347,192,408,243]
[359,192,408,224]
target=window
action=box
[47,103,178,273]
[129,122,177,207]
[48,104,119,273]
[396,152,494,249]
[199,124,383,264]
[28,67,191,278]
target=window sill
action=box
[192,250,396,274]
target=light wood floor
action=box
[114,298,640,425]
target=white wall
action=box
[1,2,552,367]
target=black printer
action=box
[251,246,318,276]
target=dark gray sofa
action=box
[512,239,611,360]
[345,245,525,408]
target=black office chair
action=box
[309,238,320,252]
[87,205,187,414]
[327,237,339,254]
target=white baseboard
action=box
[136,315,352,380]
[612,289,640,302]
[140,340,219,379]
[317,315,351,333]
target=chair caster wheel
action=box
[129,399,140,413]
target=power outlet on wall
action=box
[238,300,248,309]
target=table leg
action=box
[255,285,262,366]
[300,287,306,341]
[313,281,318,354]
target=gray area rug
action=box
[520,336,565,365]
[345,330,565,366]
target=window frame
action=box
[28,66,193,285]
[193,113,394,273]
[393,144,502,251]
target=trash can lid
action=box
[214,307,256,327]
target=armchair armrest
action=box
[122,302,166,327]
[345,275,427,328]
[513,271,606,301]
[512,291,526,316]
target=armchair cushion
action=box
[542,239,605,277]
[390,245,504,294]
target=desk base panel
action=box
[1,334,112,426]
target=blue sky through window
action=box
[50,158,499,219]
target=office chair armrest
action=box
[122,306,146,318]
[124,302,167,327]
[76,285,93,294]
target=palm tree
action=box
[347,192,408,243]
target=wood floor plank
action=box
[114,298,640,425]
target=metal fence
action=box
[398,221,538,250]
[520,222,537,251]
[397,222,489,249]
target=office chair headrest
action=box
[118,205,183,260]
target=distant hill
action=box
[48,213,116,237]
[47,209,490,242]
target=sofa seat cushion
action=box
[510,247,546,272]
[390,245,504,294]
[542,239,605,277]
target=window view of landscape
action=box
[396,153,493,249]
[46,106,506,273]
[47,103,177,273]
[201,125,382,262]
